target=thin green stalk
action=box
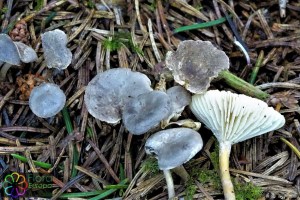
[174,16,229,33]
[104,184,128,189]
[119,163,126,181]
[249,51,264,84]
[62,107,79,178]
[11,153,52,169]
[89,179,128,200]
[60,191,104,198]
[62,107,73,134]
[280,137,300,159]
[218,70,269,100]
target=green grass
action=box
[62,107,79,178]
[235,181,263,200]
[11,153,52,169]
[102,32,143,55]
[185,141,263,199]
[141,157,160,176]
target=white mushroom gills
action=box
[190,90,285,200]
[145,128,203,199]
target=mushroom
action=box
[190,90,285,200]
[0,34,21,81]
[0,34,38,81]
[29,83,66,118]
[165,40,229,94]
[14,42,38,63]
[166,85,191,120]
[41,29,72,70]
[145,128,203,199]
[84,68,152,124]
[122,91,172,135]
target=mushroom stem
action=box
[172,165,190,183]
[163,169,175,199]
[219,141,235,200]
[218,70,269,100]
[0,63,12,81]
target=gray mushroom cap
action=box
[14,42,38,63]
[165,40,229,94]
[41,29,72,70]
[122,91,172,135]
[29,83,66,118]
[84,68,153,124]
[190,90,286,144]
[166,86,191,118]
[145,128,203,170]
[0,34,21,65]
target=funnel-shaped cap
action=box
[165,40,229,94]
[145,128,203,170]
[190,90,285,144]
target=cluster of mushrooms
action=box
[1,30,285,199]
[0,29,72,118]
[85,40,285,200]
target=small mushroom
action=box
[84,68,152,124]
[122,91,172,135]
[14,42,38,63]
[41,29,72,70]
[165,40,229,94]
[0,34,38,81]
[0,34,21,81]
[145,128,203,199]
[166,85,191,120]
[190,90,285,200]
[29,83,66,118]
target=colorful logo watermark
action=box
[3,172,28,198]
[2,172,53,198]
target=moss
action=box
[87,0,96,9]
[235,181,263,200]
[141,157,160,176]
[185,180,197,200]
[194,141,262,200]
[210,143,219,170]
[102,32,143,55]
[102,38,123,52]
[0,7,8,15]
[198,169,222,190]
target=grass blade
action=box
[174,16,229,33]
[89,179,128,200]
[62,107,79,177]
[11,153,52,169]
